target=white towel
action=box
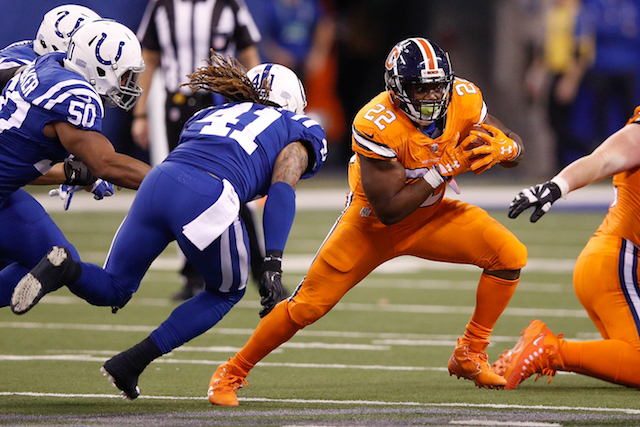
[182,179,240,251]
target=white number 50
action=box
[68,101,97,128]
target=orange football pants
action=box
[559,234,640,388]
[232,197,527,372]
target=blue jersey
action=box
[0,52,104,202]
[0,40,36,72]
[166,102,328,203]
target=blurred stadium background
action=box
[5,0,637,181]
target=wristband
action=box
[422,165,445,188]
[551,176,570,198]
[262,249,283,273]
[63,158,96,186]
[511,141,522,161]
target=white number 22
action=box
[364,104,397,130]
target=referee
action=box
[131,0,263,301]
[132,0,261,151]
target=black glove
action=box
[258,250,289,318]
[508,181,562,223]
[63,158,96,186]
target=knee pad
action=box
[483,226,528,270]
[287,300,327,328]
[496,238,528,271]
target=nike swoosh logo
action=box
[532,334,544,346]
[361,130,375,139]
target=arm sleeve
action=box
[262,181,296,253]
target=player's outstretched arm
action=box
[509,123,640,222]
[556,123,640,192]
[53,121,151,190]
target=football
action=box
[462,125,492,151]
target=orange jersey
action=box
[595,106,640,246]
[349,78,487,216]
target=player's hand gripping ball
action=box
[459,125,491,151]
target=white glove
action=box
[49,184,83,211]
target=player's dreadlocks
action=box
[183,51,279,108]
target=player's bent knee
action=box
[482,229,527,271]
[497,239,528,271]
[480,222,527,271]
[288,301,327,328]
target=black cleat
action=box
[11,246,81,315]
[101,352,142,400]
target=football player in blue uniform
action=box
[0,5,117,208]
[0,4,101,89]
[11,54,328,400]
[0,18,151,308]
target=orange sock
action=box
[231,300,301,374]
[462,273,518,347]
[559,339,640,388]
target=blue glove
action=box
[48,184,83,211]
[91,179,114,200]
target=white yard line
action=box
[0,391,638,415]
[0,321,522,343]
[2,295,587,318]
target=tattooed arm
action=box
[270,141,309,188]
[258,140,310,317]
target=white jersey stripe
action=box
[33,80,103,116]
[352,128,396,159]
[220,226,233,292]
[233,216,248,291]
[620,238,640,332]
[479,102,488,124]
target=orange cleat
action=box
[448,338,506,389]
[492,319,564,389]
[208,358,248,406]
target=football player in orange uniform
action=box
[494,106,640,390]
[208,37,527,405]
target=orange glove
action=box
[437,132,470,177]
[464,124,521,174]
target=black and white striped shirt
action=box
[137,0,261,94]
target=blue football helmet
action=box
[384,37,454,125]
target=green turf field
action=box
[1,186,639,426]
